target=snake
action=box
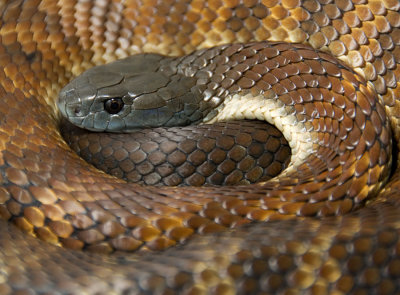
[0,0,399,294]
[60,119,292,186]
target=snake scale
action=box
[0,0,399,294]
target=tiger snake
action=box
[0,0,400,294]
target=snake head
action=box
[57,53,207,132]
[58,67,127,131]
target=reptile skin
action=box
[61,120,291,186]
[0,0,399,294]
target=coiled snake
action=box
[0,0,399,294]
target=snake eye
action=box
[104,97,124,114]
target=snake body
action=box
[61,120,292,186]
[0,0,400,294]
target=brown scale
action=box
[61,120,290,186]
[0,0,398,294]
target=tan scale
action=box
[0,0,398,294]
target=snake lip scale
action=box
[0,0,399,294]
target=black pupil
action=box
[110,102,119,109]
[105,98,124,114]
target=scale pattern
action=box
[0,0,399,294]
[62,120,291,186]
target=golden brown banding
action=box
[0,0,398,294]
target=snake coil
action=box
[0,0,399,294]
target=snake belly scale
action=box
[0,0,399,294]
